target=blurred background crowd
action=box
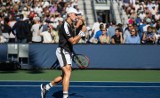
[0,0,160,44]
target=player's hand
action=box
[81,26,87,33]
[120,32,123,37]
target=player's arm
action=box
[68,26,87,44]
[68,35,81,44]
[75,20,82,29]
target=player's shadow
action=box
[52,90,84,98]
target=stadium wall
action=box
[0,44,160,69]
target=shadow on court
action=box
[52,90,84,98]
[26,68,44,74]
[0,70,18,73]
[52,90,63,98]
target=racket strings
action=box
[74,55,89,67]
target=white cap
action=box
[24,7,27,11]
[33,16,40,21]
[66,7,78,14]
[14,0,20,2]
[58,17,64,22]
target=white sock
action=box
[45,83,53,90]
[63,91,68,98]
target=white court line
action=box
[0,85,160,88]
[0,80,160,84]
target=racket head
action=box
[72,54,90,69]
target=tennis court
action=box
[0,81,160,98]
[0,70,160,98]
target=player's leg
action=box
[45,75,63,90]
[61,64,72,98]
[41,75,63,98]
[41,48,62,98]
[57,48,72,98]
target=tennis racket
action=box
[72,53,90,69]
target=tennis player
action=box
[41,7,87,98]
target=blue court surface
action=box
[0,81,160,98]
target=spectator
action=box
[151,6,157,19]
[57,17,64,32]
[123,23,134,42]
[152,27,160,44]
[33,3,43,17]
[90,17,103,43]
[1,17,12,43]
[135,15,141,26]
[139,11,146,21]
[154,12,160,21]
[138,20,146,39]
[40,24,57,43]
[12,14,31,43]
[111,28,124,44]
[107,20,117,42]
[99,26,110,44]
[142,26,156,44]
[128,16,134,24]
[8,15,17,43]
[155,20,160,33]
[31,16,42,43]
[0,26,3,43]
[21,7,30,20]
[125,28,140,44]
[94,23,107,43]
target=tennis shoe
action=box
[41,84,48,98]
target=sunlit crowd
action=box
[0,0,160,44]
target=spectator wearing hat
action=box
[57,17,64,31]
[143,18,152,33]
[40,24,56,43]
[31,16,42,43]
[21,7,30,20]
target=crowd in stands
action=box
[121,0,160,44]
[0,0,84,43]
[0,0,160,44]
[90,0,160,44]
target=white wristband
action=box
[78,31,85,37]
